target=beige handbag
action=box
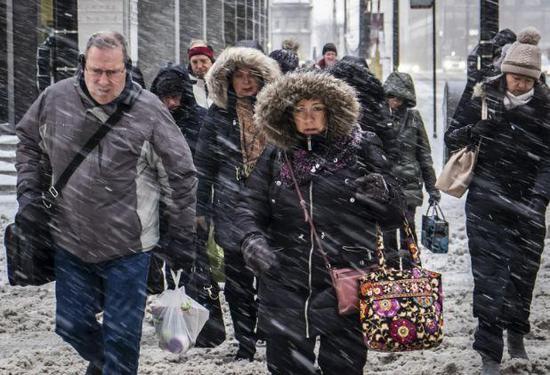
[436,96,486,198]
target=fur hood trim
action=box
[254,71,360,150]
[205,47,281,109]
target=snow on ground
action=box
[0,80,549,374]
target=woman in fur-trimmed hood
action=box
[194,45,281,361]
[445,27,550,374]
[236,72,403,375]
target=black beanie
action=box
[155,70,185,98]
[322,43,337,56]
[269,49,299,74]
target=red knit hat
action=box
[188,45,214,62]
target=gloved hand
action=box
[241,234,280,275]
[163,237,196,271]
[354,173,391,204]
[470,119,497,138]
[196,216,208,232]
[428,190,441,205]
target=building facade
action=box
[0,0,269,130]
[270,0,312,61]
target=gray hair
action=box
[85,31,130,64]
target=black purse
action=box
[4,108,126,286]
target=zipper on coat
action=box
[304,180,314,338]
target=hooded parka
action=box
[150,63,205,156]
[383,72,438,207]
[236,72,403,342]
[445,74,550,362]
[193,46,281,359]
[194,47,281,249]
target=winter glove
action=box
[428,190,441,205]
[354,173,391,204]
[470,119,497,138]
[241,234,280,276]
[162,237,196,271]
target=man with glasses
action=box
[15,31,197,375]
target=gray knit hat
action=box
[501,27,542,80]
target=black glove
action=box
[162,237,195,271]
[241,234,280,275]
[354,173,391,204]
[470,119,497,138]
[428,190,441,204]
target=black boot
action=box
[480,354,500,375]
[85,362,102,375]
[507,331,529,360]
[234,345,255,362]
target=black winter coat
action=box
[445,76,550,214]
[194,100,246,251]
[236,131,403,337]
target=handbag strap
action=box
[425,201,446,221]
[283,153,418,271]
[42,106,127,208]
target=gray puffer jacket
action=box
[16,76,197,263]
[383,72,437,207]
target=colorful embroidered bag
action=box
[360,222,444,352]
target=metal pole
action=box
[203,0,207,41]
[432,1,437,138]
[7,0,14,127]
[393,0,399,71]
[479,0,499,70]
[175,0,180,64]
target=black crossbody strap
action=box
[43,107,126,207]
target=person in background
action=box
[236,71,403,374]
[445,27,550,375]
[188,40,215,109]
[269,39,300,74]
[16,31,196,375]
[382,72,440,255]
[194,44,281,361]
[451,29,517,132]
[151,63,204,155]
[317,42,338,70]
[329,56,393,155]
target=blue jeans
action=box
[55,248,151,375]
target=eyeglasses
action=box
[293,104,326,118]
[85,66,126,79]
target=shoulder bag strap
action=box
[42,106,127,207]
[283,152,333,270]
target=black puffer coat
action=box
[445,74,550,334]
[446,75,550,210]
[383,72,437,207]
[194,47,281,250]
[236,72,403,337]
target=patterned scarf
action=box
[237,98,266,178]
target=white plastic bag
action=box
[151,270,209,354]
